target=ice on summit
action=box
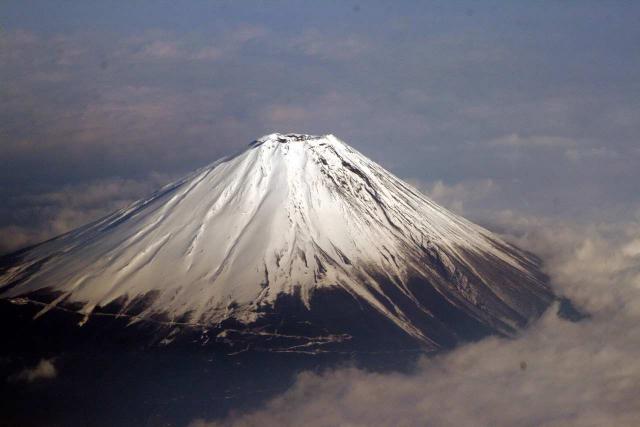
[0,133,553,346]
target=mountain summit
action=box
[0,133,554,351]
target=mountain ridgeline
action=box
[0,133,555,353]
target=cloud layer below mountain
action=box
[191,215,640,427]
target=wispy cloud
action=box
[0,175,174,254]
[488,133,577,148]
[409,178,498,215]
[9,359,57,383]
[290,30,370,60]
[2,6,639,224]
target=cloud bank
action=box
[0,174,173,254]
[9,359,57,383]
[192,215,640,427]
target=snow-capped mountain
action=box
[0,133,554,351]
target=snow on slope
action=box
[0,133,551,344]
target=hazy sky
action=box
[2,1,639,254]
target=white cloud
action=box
[489,133,577,148]
[409,179,498,214]
[191,46,223,61]
[114,25,266,64]
[9,359,57,383]
[290,30,370,60]
[0,175,174,254]
[261,91,371,132]
[139,41,181,59]
[229,25,268,44]
[193,216,640,427]
[565,146,620,162]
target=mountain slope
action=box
[0,133,554,351]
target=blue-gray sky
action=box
[1,0,639,252]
